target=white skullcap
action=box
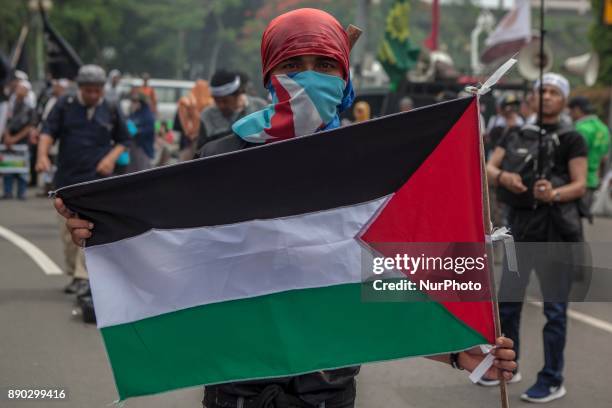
[534,73,570,99]
[17,79,32,90]
[14,70,28,80]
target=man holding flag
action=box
[53,8,516,407]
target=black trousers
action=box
[498,205,585,387]
[203,380,356,408]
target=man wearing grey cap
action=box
[36,64,129,320]
[485,73,587,403]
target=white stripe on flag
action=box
[87,196,390,328]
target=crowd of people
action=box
[1,6,610,406]
[0,63,275,318]
[0,69,161,200]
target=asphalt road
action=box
[1,190,611,408]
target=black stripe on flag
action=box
[57,97,473,246]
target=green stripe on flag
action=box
[102,283,486,400]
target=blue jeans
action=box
[498,242,571,387]
[3,174,27,198]
[500,301,567,386]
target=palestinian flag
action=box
[56,96,495,401]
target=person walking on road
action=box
[2,80,36,200]
[36,65,129,312]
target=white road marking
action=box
[529,301,612,335]
[0,225,63,275]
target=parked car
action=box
[117,77,195,122]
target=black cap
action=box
[568,96,594,114]
[498,93,520,108]
[211,69,240,88]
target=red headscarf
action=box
[260,8,350,86]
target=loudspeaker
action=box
[517,39,553,81]
[564,52,599,86]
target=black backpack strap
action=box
[53,94,75,136]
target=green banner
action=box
[377,0,421,91]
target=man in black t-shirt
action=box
[36,65,129,304]
[486,73,587,403]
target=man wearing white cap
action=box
[8,71,37,109]
[486,73,588,403]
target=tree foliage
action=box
[0,0,30,54]
[589,0,612,85]
[0,0,597,91]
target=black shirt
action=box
[42,95,129,188]
[497,123,588,242]
[497,123,587,185]
[487,125,518,155]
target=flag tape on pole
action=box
[486,226,518,274]
[476,58,518,96]
[468,345,496,383]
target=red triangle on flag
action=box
[360,98,495,344]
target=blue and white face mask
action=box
[232,70,354,144]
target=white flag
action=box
[481,0,531,64]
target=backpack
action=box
[497,124,572,209]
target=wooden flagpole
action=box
[10,24,30,68]
[478,97,511,408]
